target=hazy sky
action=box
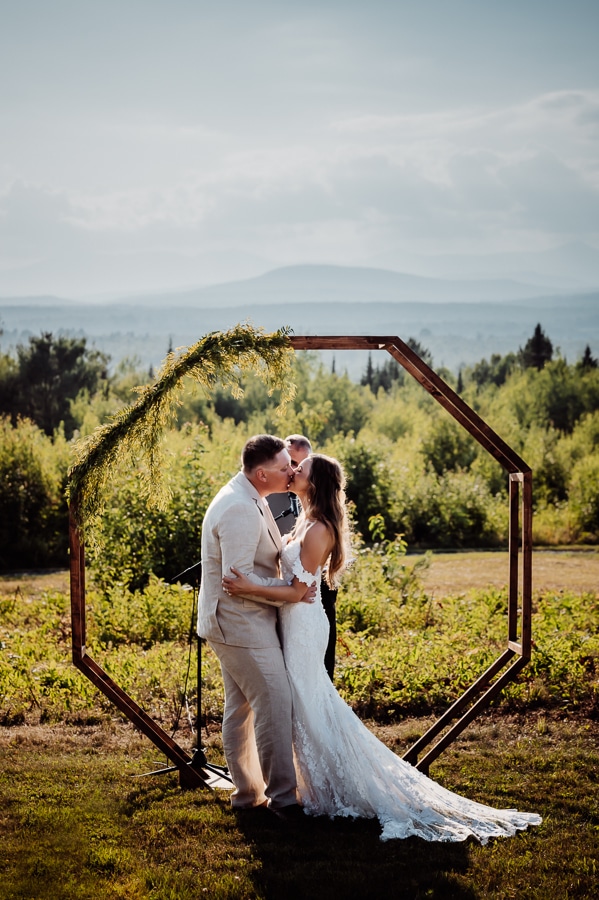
[1,0,599,296]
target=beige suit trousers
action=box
[210,640,297,809]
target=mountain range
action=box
[114,265,574,308]
[1,264,597,377]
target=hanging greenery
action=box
[67,323,295,528]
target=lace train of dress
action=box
[279,538,542,843]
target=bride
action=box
[222,453,541,843]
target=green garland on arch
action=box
[67,323,295,528]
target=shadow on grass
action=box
[233,808,476,900]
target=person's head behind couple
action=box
[284,434,312,466]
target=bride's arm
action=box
[223,567,316,604]
[223,522,332,603]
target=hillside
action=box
[114,264,570,308]
[1,265,597,374]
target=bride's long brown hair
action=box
[303,454,350,588]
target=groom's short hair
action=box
[242,434,285,472]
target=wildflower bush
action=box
[335,537,599,719]
[2,539,597,729]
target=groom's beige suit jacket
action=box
[198,470,286,648]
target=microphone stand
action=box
[274,492,300,522]
[134,560,232,788]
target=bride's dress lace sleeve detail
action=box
[281,536,320,586]
[290,554,319,586]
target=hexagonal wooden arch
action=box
[70,333,532,786]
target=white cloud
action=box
[2,1,599,293]
[0,181,83,261]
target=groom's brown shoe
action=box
[234,801,277,829]
[268,803,308,827]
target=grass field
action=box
[414,548,599,596]
[4,546,599,598]
[1,552,598,899]
[1,714,597,899]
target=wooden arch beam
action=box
[288,335,532,772]
[70,333,532,780]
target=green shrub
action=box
[568,454,599,540]
[89,575,193,648]
[0,417,69,570]
[88,423,239,592]
[420,416,478,476]
[330,439,394,539]
[398,470,505,548]
[2,554,598,725]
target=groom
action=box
[198,434,313,821]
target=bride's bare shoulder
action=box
[296,520,331,574]
[305,518,329,535]
[303,519,333,552]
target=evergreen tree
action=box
[361,352,374,388]
[577,344,598,371]
[360,339,432,393]
[470,352,517,389]
[405,338,433,368]
[519,323,553,371]
[0,332,109,438]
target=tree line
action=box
[0,324,598,581]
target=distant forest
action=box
[1,323,598,578]
[1,285,598,377]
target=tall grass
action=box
[1,540,598,728]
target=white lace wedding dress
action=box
[278,536,542,843]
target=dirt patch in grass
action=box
[4,549,599,602]
[0,569,70,596]
[1,718,151,757]
[412,549,599,596]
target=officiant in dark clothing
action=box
[268,434,338,681]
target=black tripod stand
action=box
[134,561,233,789]
[176,560,232,787]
